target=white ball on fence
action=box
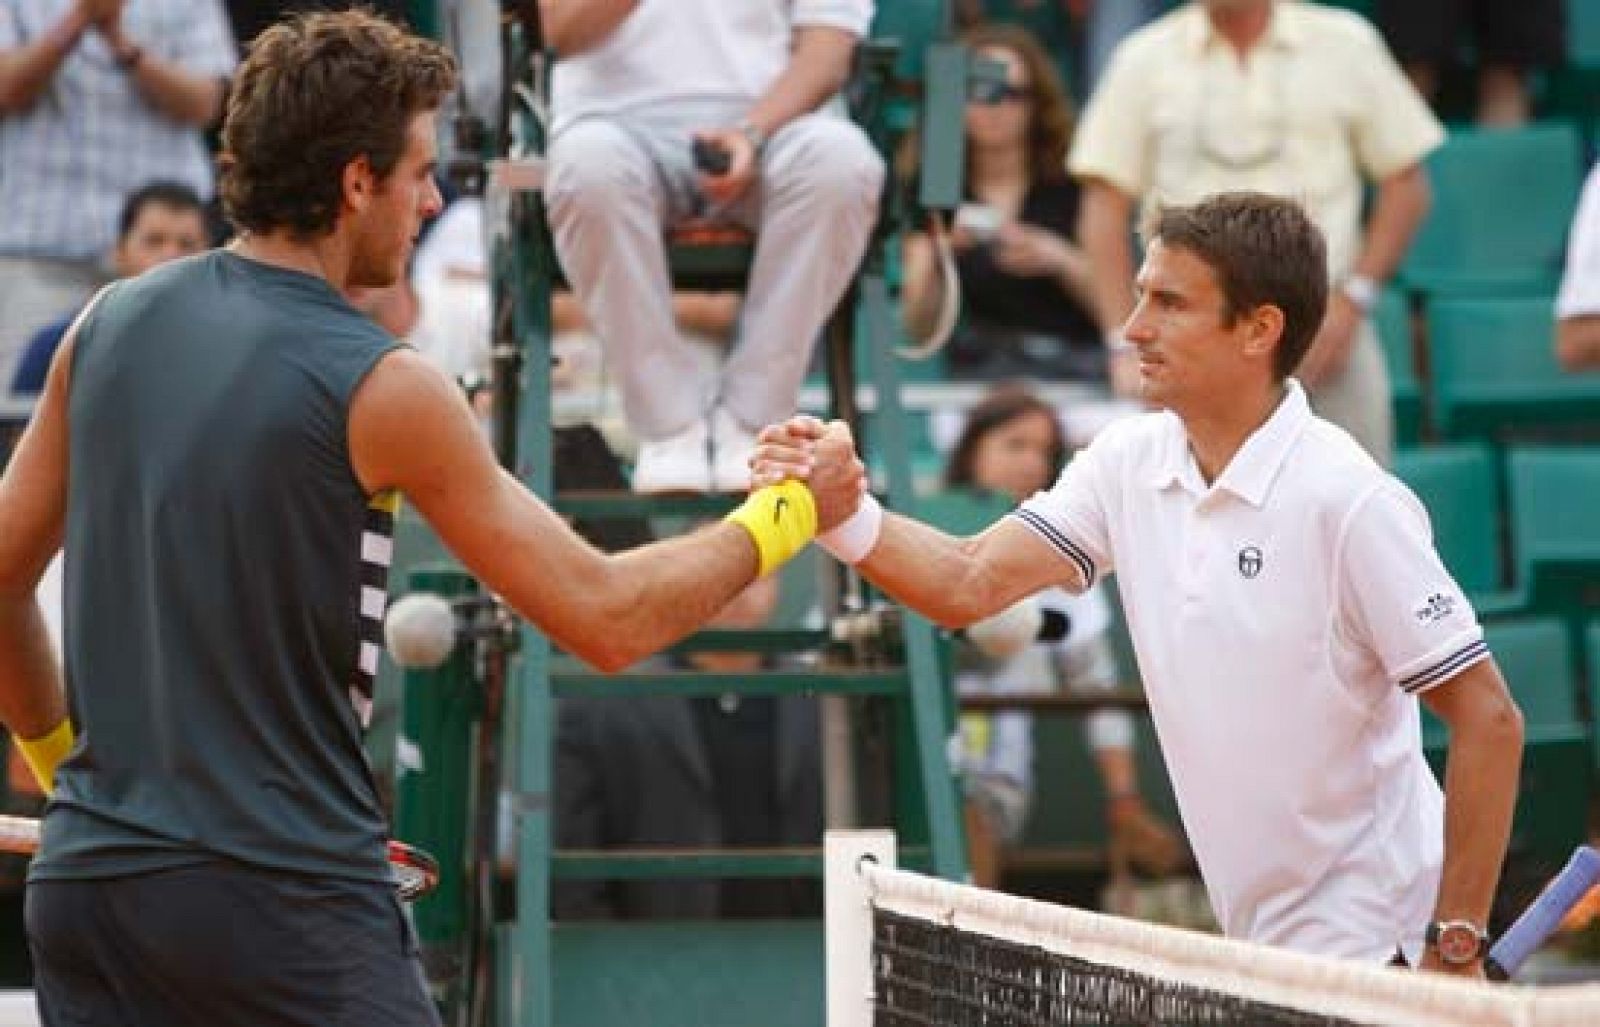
[384,592,458,670]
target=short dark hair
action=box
[1140,192,1328,379]
[219,10,457,237]
[118,181,205,238]
[944,383,1067,490]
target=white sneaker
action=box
[632,419,712,493]
[709,406,757,493]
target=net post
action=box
[825,829,896,1027]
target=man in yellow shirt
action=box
[1072,0,1443,466]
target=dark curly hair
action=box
[219,10,457,238]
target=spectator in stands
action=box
[1556,161,1600,372]
[902,25,1104,384]
[366,194,746,459]
[553,573,823,920]
[544,0,885,493]
[1072,0,1442,467]
[955,0,1164,98]
[0,0,236,388]
[12,182,208,396]
[945,384,1179,890]
[1375,0,1565,127]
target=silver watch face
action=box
[1436,922,1484,964]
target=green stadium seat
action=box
[1545,0,1600,127]
[1506,446,1600,611]
[1423,617,1590,877]
[1374,288,1423,446]
[1399,123,1583,299]
[1392,445,1523,615]
[871,0,950,81]
[1427,296,1600,440]
[916,487,1013,537]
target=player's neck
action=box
[229,231,356,293]
[1181,381,1287,485]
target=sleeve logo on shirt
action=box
[1414,592,1457,625]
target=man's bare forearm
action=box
[1078,181,1137,336]
[540,0,638,56]
[0,596,67,739]
[1350,164,1430,283]
[126,54,225,127]
[855,514,1065,629]
[1556,316,1600,371]
[0,5,90,112]
[1425,663,1523,931]
[742,26,856,139]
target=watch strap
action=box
[736,120,769,157]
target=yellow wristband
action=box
[724,480,818,577]
[18,718,74,794]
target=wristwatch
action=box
[1340,273,1380,315]
[1425,920,1490,966]
[735,120,769,158]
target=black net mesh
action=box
[871,908,1372,1026]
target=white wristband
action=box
[817,494,883,565]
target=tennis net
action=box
[824,831,1600,1027]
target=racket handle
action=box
[1485,845,1600,981]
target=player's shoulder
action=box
[1287,414,1399,516]
[1111,5,1193,66]
[1281,1,1387,54]
[1078,407,1182,472]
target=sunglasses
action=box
[969,82,1034,106]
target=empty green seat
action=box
[1399,123,1583,298]
[1506,446,1600,610]
[1543,3,1600,127]
[1374,288,1423,446]
[1423,617,1589,876]
[916,487,1012,537]
[871,0,950,82]
[1392,445,1517,608]
[1427,297,1600,440]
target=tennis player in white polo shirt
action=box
[752,192,1524,976]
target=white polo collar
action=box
[1149,380,1313,507]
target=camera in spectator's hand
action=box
[692,137,732,176]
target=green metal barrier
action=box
[390,567,479,1005]
[402,2,976,1021]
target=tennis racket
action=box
[0,813,440,903]
[1486,845,1600,981]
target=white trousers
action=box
[547,100,885,440]
[1307,319,1394,468]
[0,256,103,391]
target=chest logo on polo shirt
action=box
[1237,546,1263,579]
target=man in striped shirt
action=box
[0,0,236,386]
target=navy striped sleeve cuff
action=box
[1009,508,1096,587]
[1398,638,1491,694]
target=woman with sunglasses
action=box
[903,24,1104,384]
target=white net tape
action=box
[861,862,1600,1027]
